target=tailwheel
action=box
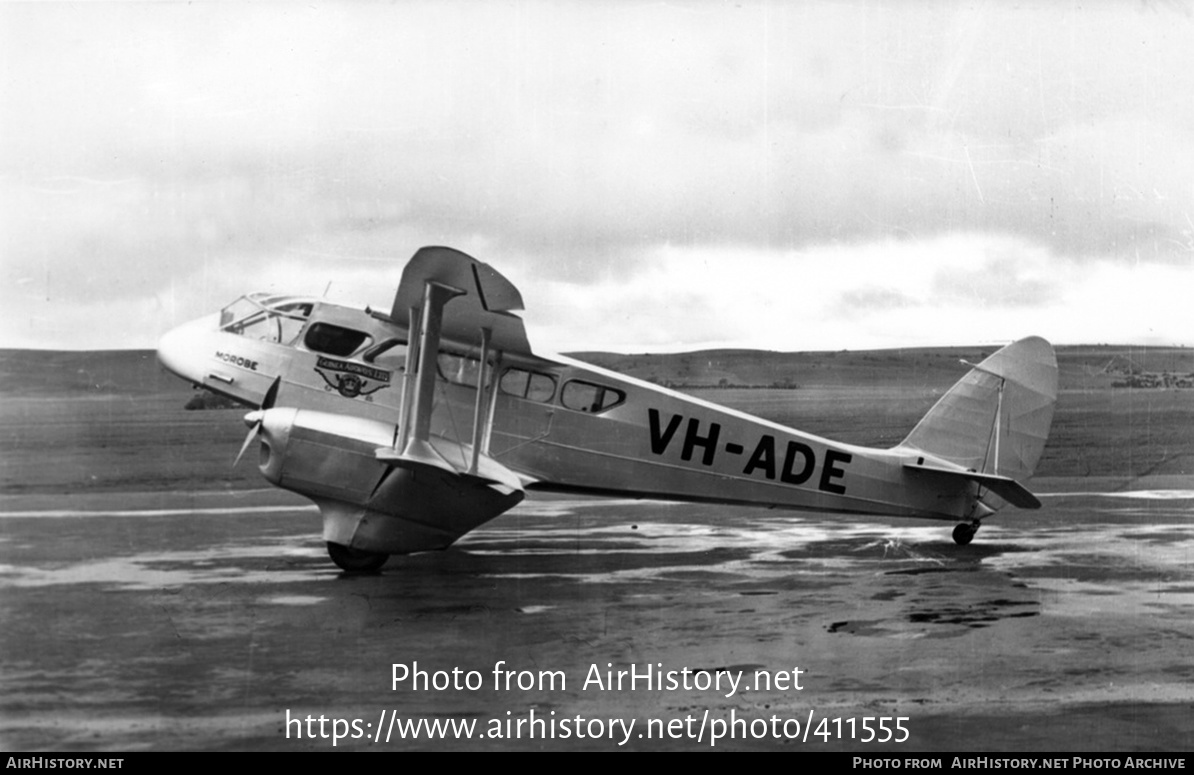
[326,542,389,572]
[952,522,978,546]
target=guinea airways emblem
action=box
[314,357,391,400]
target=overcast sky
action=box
[3,1,1192,353]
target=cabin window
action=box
[304,323,372,357]
[438,352,482,387]
[561,380,625,413]
[500,368,557,403]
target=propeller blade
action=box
[233,410,265,468]
[233,378,279,468]
[261,376,280,410]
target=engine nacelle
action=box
[253,408,523,555]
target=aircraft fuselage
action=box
[157,248,1055,566]
[160,300,973,526]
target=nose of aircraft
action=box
[157,314,220,384]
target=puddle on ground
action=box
[0,537,328,590]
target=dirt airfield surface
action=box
[2,481,1193,752]
[1,347,1192,751]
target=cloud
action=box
[930,244,1059,309]
[516,234,1191,354]
[834,288,920,319]
[2,2,1192,350]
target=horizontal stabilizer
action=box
[903,460,1041,509]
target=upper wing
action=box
[389,246,533,355]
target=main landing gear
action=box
[326,542,389,572]
[952,522,980,546]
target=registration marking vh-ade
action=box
[158,247,1057,572]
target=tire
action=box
[326,542,388,572]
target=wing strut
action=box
[376,247,532,495]
[395,302,421,453]
[468,326,493,476]
[399,280,464,469]
[374,261,525,496]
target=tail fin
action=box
[898,337,1058,482]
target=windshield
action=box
[219,293,316,345]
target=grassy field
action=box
[1,345,1191,495]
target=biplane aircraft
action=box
[157,247,1058,572]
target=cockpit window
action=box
[304,322,372,357]
[220,294,314,345]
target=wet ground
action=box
[2,480,1192,751]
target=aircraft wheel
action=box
[952,523,977,546]
[326,542,388,572]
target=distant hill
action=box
[1,344,1190,492]
[1,344,1190,399]
[569,344,1194,393]
[0,349,186,398]
[571,347,981,390]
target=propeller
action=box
[233,377,280,468]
